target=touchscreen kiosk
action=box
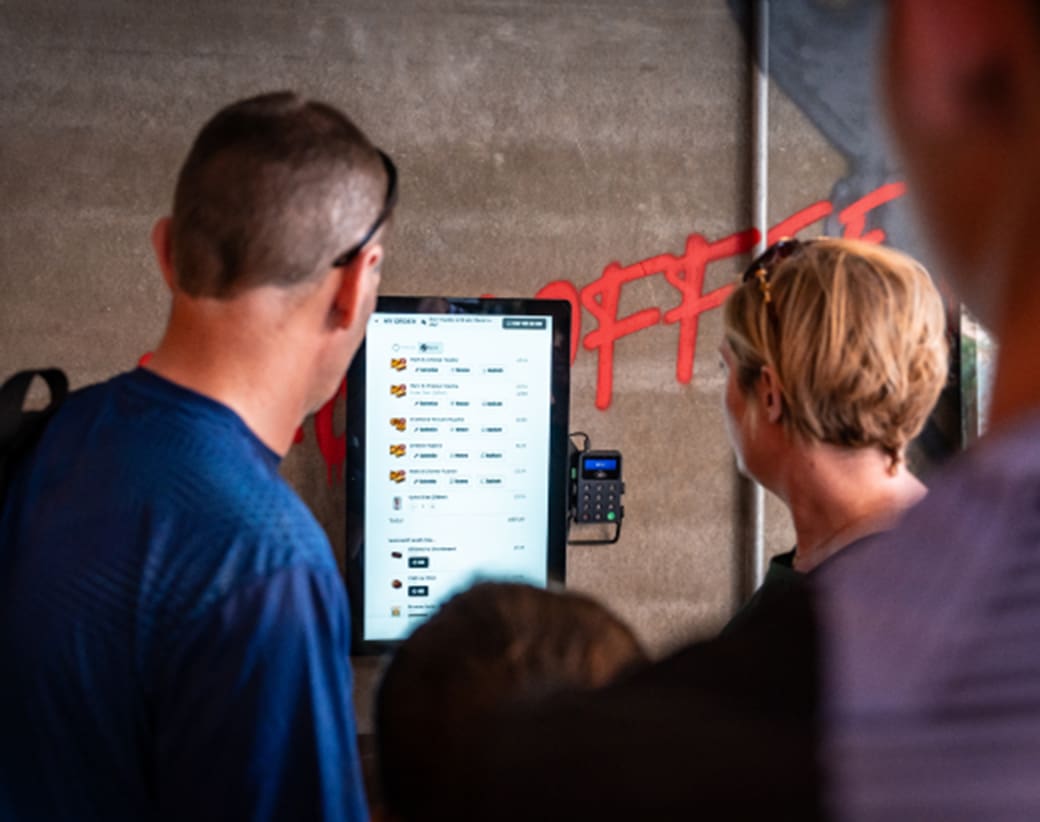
[345,296,571,654]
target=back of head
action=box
[374,582,647,820]
[723,238,949,469]
[171,91,388,298]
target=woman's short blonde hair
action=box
[723,237,949,469]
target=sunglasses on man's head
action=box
[331,149,398,268]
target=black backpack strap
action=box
[0,368,69,497]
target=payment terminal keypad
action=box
[574,451,624,523]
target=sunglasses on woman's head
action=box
[741,237,810,303]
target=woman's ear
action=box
[757,365,784,424]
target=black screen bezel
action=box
[345,296,571,656]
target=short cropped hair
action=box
[375,582,647,820]
[170,91,388,298]
[723,237,949,469]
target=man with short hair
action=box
[0,92,394,820]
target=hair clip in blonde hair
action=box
[754,266,773,304]
[743,238,803,304]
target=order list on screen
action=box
[363,312,554,641]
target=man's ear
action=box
[151,217,177,291]
[333,242,383,329]
[757,365,784,424]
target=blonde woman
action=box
[720,237,949,631]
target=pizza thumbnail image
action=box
[390,384,407,398]
[390,357,407,371]
[389,417,407,432]
[389,469,406,484]
[392,579,403,589]
[389,443,407,458]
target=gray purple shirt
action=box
[817,410,1040,820]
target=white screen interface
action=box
[363,311,554,641]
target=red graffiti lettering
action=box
[839,182,906,243]
[661,230,756,386]
[767,200,833,244]
[581,261,663,410]
[575,183,902,410]
[314,377,347,484]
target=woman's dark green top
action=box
[719,549,803,638]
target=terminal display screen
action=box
[345,297,571,653]
[582,456,620,477]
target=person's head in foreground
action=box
[721,237,948,571]
[148,90,397,452]
[374,581,647,821]
[885,0,1040,426]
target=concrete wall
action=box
[2,0,934,729]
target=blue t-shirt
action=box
[0,369,367,821]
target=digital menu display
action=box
[345,297,570,652]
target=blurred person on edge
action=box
[815,1,1040,817]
